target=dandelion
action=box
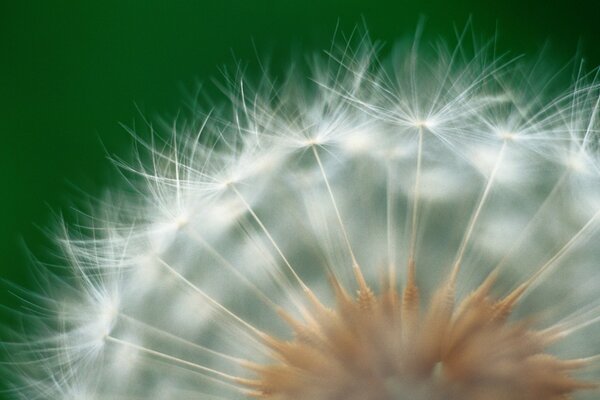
[3,28,600,399]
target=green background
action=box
[1,0,599,395]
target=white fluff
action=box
[4,29,600,399]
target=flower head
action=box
[4,29,600,400]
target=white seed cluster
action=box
[4,31,600,399]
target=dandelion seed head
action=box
[4,27,600,400]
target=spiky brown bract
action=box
[243,266,594,400]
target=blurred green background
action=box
[1,0,599,395]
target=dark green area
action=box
[0,0,599,395]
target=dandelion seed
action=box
[3,28,600,400]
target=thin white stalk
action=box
[104,336,244,385]
[230,185,309,292]
[493,171,569,272]
[386,160,397,285]
[118,313,250,364]
[546,305,600,339]
[311,144,375,294]
[184,227,278,311]
[408,127,424,264]
[519,208,600,299]
[450,140,508,284]
[311,145,359,269]
[156,257,265,340]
